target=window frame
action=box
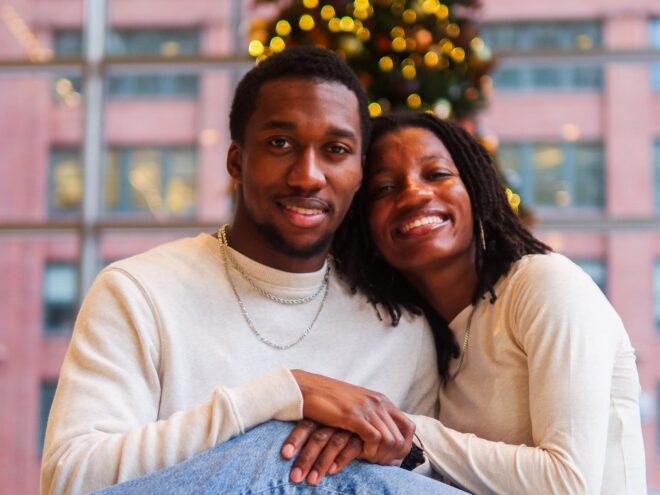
[498,140,605,210]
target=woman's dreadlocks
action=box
[332,112,550,383]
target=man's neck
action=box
[226,220,328,274]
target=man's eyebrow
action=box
[260,120,297,131]
[259,121,357,140]
[326,127,357,140]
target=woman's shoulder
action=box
[504,252,595,293]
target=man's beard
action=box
[256,221,333,259]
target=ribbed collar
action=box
[199,233,330,293]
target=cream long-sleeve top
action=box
[41,233,440,495]
[409,253,646,494]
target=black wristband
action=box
[400,443,425,471]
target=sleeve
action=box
[409,256,627,494]
[400,317,440,417]
[40,268,303,495]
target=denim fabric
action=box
[93,420,466,495]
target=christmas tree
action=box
[247,0,523,214]
[248,0,493,123]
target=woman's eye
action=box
[368,184,395,199]
[428,170,452,180]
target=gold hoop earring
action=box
[478,220,487,252]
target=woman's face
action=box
[366,126,475,275]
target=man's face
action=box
[228,78,363,269]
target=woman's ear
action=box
[226,142,243,183]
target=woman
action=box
[330,112,647,494]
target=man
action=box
[41,47,460,494]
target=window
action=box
[655,261,660,332]
[492,64,602,91]
[53,28,200,97]
[573,259,606,294]
[482,22,602,92]
[481,21,602,52]
[49,146,198,217]
[652,19,660,91]
[498,142,604,209]
[38,381,58,452]
[655,140,660,209]
[43,263,78,333]
[50,148,83,213]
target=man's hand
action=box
[290,370,414,466]
[281,420,363,484]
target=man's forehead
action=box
[249,78,361,135]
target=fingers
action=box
[374,408,406,463]
[329,435,362,474]
[289,426,335,483]
[305,430,353,484]
[281,419,318,460]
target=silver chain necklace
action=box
[448,303,478,381]
[217,224,330,350]
[219,225,329,305]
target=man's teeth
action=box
[400,215,446,234]
[284,205,324,216]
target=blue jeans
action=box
[93,420,466,494]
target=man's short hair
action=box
[229,46,371,152]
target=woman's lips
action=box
[394,214,450,238]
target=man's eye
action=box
[328,144,350,155]
[268,138,291,149]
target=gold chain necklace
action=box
[448,303,479,381]
[217,225,330,350]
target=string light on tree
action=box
[247,0,525,213]
[249,0,492,121]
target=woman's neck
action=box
[405,257,478,323]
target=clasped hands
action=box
[281,370,415,485]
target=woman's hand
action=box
[281,420,363,484]
[290,370,414,464]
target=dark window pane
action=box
[492,67,523,89]
[654,141,660,209]
[652,64,660,91]
[39,381,58,452]
[655,261,660,331]
[481,22,601,52]
[53,30,83,56]
[43,263,77,333]
[108,28,200,56]
[531,67,562,88]
[574,144,604,207]
[572,66,603,88]
[107,73,199,97]
[651,18,660,48]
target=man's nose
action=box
[286,147,327,191]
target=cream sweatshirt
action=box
[41,233,439,495]
[410,253,646,494]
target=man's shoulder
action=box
[108,233,217,280]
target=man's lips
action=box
[277,197,331,227]
[393,212,450,237]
